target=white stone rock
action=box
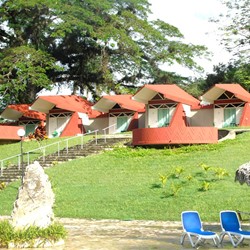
[11,161,55,229]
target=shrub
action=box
[159,174,168,188]
[0,221,67,248]
[0,182,6,190]
[173,167,184,178]
[199,181,211,191]
[199,163,211,172]
[213,167,229,180]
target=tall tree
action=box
[214,0,250,61]
[0,0,208,107]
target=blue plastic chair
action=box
[220,210,250,247]
[181,211,219,248]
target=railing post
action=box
[27,152,30,166]
[58,142,60,156]
[66,139,69,154]
[95,130,98,144]
[43,147,45,162]
[103,129,107,143]
[18,155,21,170]
[81,134,84,149]
[0,160,3,176]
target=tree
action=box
[205,62,250,91]
[0,0,209,107]
[184,61,250,97]
[214,0,250,61]
[0,46,60,106]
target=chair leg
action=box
[219,232,226,245]
[213,236,220,247]
[180,233,186,245]
[187,234,198,248]
[221,232,244,247]
[234,236,244,247]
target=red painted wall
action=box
[132,126,218,146]
[169,103,187,127]
[127,112,139,131]
[239,103,250,126]
[60,112,86,137]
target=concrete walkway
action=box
[2,217,250,249]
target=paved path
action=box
[54,218,232,250]
[1,217,249,249]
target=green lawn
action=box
[1,132,250,222]
[0,135,94,168]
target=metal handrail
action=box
[0,130,99,177]
[102,124,116,143]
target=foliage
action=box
[0,182,6,190]
[185,61,250,95]
[28,122,47,141]
[199,163,211,172]
[0,0,208,106]
[173,167,184,178]
[186,174,193,181]
[214,0,250,61]
[159,174,168,188]
[199,181,211,192]
[170,183,182,196]
[205,62,250,91]
[213,167,229,180]
[0,221,67,248]
[0,46,60,107]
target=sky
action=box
[149,0,232,78]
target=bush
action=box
[0,182,6,190]
[0,220,67,248]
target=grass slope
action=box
[1,132,250,222]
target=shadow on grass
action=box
[150,183,162,189]
[160,192,175,199]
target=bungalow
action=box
[132,84,200,128]
[132,84,218,146]
[92,94,145,134]
[0,104,46,136]
[199,83,250,128]
[30,95,101,137]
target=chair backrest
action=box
[181,211,202,232]
[220,210,240,231]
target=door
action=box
[117,116,129,132]
[25,124,36,136]
[158,109,170,127]
[223,108,236,127]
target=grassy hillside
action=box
[1,132,250,222]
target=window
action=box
[158,109,170,127]
[117,116,129,132]
[223,108,236,127]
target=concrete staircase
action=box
[0,137,131,185]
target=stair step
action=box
[1,137,130,185]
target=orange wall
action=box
[132,126,218,146]
[239,103,250,126]
[60,112,85,137]
[127,112,139,131]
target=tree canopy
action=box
[0,0,208,108]
[184,61,250,99]
[215,0,250,61]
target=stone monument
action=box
[11,161,55,229]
